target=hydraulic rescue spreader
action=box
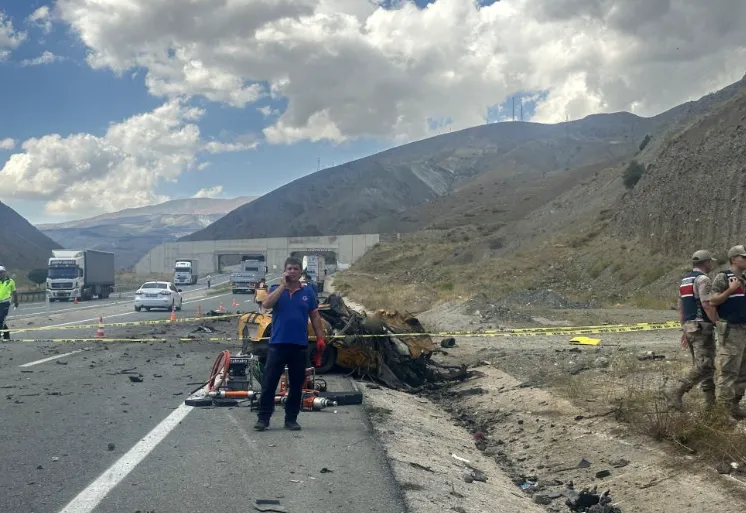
[185,350,340,410]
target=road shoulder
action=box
[362,383,547,513]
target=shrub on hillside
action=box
[623,160,646,189]
[638,134,652,151]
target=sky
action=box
[0,0,744,225]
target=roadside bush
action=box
[27,268,47,288]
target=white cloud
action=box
[21,50,63,66]
[55,0,746,143]
[0,100,254,215]
[27,6,53,34]
[258,105,280,118]
[192,185,223,199]
[0,138,15,150]
[0,11,26,60]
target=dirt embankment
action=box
[346,287,746,513]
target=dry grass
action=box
[338,225,685,314]
[545,350,746,467]
[207,282,232,296]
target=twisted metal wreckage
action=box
[185,294,468,409]
[315,294,469,390]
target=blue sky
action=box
[0,0,530,225]
[1,0,740,225]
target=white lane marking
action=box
[19,348,89,368]
[57,403,193,513]
[9,277,231,320]
[16,292,235,334]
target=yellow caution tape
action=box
[11,337,236,343]
[9,319,680,344]
[0,313,242,334]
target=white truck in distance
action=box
[47,249,115,302]
[302,254,326,292]
[231,255,267,293]
[174,260,199,285]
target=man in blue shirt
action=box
[255,257,327,431]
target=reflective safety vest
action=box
[0,278,15,303]
[680,271,712,323]
[716,270,746,324]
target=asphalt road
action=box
[0,273,406,513]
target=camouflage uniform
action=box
[711,270,746,415]
[666,269,716,409]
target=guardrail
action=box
[16,283,143,304]
[17,291,46,303]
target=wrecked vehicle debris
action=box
[237,293,468,390]
[565,485,621,513]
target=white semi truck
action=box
[46,249,115,302]
[174,259,199,285]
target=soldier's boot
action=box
[664,381,690,411]
[702,389,716,411]
[731,394,746,420]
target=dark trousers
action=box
[0,302,9,340]
[257,343,308,423]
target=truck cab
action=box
[173,260,198,285]
[47,249,115,301]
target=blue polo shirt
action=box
[269,284,318,346]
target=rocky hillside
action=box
[614,85,746,257]
[39,197,255,269]
[334,76,746,313]
[183,114,653,241]
[0,201,62,271]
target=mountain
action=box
[326,74,746,312]
[186,75,746,244]
[0,201,62,272]
[38,197,255,270]
[184,113,656,241]
[613,84,746,255]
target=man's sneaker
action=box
[284,420,302,431]
[254,420,269,431]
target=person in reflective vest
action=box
[0,266,18,340]
[666,250,718,411]
[709,245,746,419]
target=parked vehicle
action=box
[134,281,183,312]
[47,249,115,302]
[174,259,199,285]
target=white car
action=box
[134,281,183,312]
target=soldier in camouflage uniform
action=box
[665,250,717,410]
[709,245,746,419]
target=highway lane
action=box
[3,273,266,341]
[0,273,275,370]
[0,274,405,513]
[7,273,232,322]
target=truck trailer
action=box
[302,254,326,292]
[174,259,199,285]
[231,254,267,293]
[47,249,115,302]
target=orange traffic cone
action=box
[170,306,177,322]
[96,316,105,338]
[73,297,79,304]
[197,304,203,318]
[231,299,238,308]
[218,303,225,312]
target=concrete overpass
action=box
[134,234,383,276]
